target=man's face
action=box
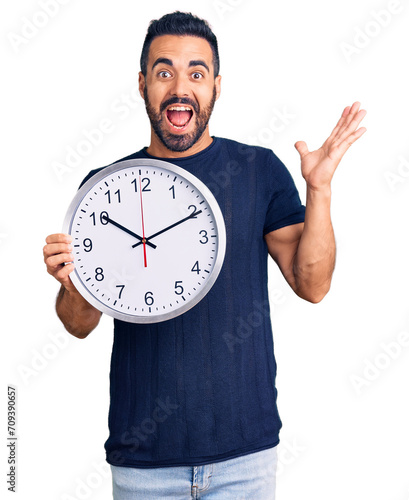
[139,35,221,153]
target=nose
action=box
[169,74,190,97]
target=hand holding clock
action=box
[43,233,77,293]
[43,233,102,338]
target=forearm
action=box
[293,186,336,302]
[56,286,101,339]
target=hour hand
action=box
[101,215,157,249]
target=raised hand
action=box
[295,101,367,191]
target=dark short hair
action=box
[140,11,220,78]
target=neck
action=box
[146,129,213,158]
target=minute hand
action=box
[132,209,202,249]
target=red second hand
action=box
[138,176,147,268]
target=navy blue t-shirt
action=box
[81,137,305,468]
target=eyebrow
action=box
[151,58,210,73]
[189,60,210,73]
[152,57,173,71]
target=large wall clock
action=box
[62,159,226,323]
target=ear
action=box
[214,75,222,101]
[138,72,146,100]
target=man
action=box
[43,11,366,499]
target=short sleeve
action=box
[263,151,306,235]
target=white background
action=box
[1,0,409,499]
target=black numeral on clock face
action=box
[131,177,151,192]
[191,261,201,274]
[144,291,154,306]
[105,189,121,204]
[116,285,125,299]
[95,267,104,281]
[174,281,184,295]
[199,230,208,244]
[142,178,151,192]
[188,205,198,217]
[83,238,93,252]
[90,211,109,225]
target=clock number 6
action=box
[144,291,154,306]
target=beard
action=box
[144,86,217,153]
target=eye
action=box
[158,70,172,78]
[191,72,203,80]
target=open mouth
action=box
[166,106,194,130]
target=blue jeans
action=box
[110,446,277,499]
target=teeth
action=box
[168,106,192,112]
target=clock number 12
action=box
[131,178,151,192]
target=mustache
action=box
[160,97,199,114]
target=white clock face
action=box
[62,159,226,323]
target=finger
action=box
[55,263,75,284]
[332,126,367,158]
[338,105,352,124]
[337,102,364,134]
[43,242,72,260]
[336,108,367,144]
[45,233,72,245]
[349,101,361,115]
[294,140,309,158]
[45,251,74,276]
[328,102,363,143]
[344,126,367,147]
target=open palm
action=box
[295,102,367,191]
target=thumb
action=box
[294,140,309,159]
